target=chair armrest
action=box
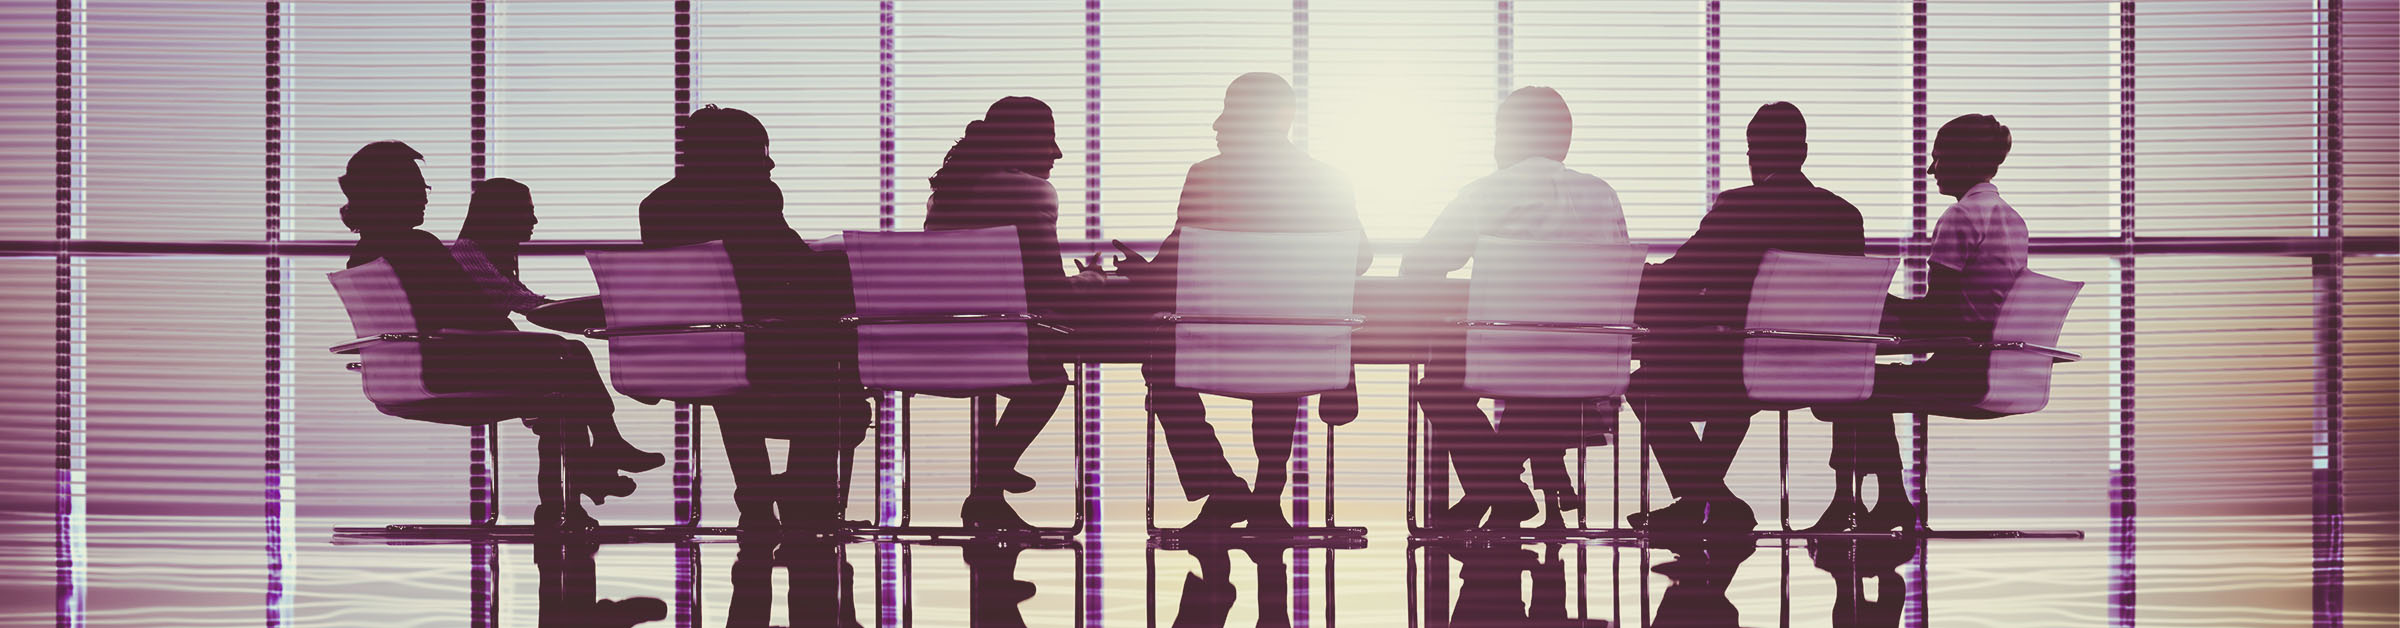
[837,312,1073,335]
[1741,328,1899,344]
[327,329,561,354]
[1881,337,2079,362]
[1449,319,1647,335]
[329,333,435,354]
[1156,313,1367,327]
[584,320,820,339]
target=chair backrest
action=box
[1462,238,1645,399]
[327,261,525,425]
[845,226,1039,394]
[1967,269,2083,416]
[329,259,419,336]
[1742,250,1902,406]
[1172,227,1361,397]
[586,240,753,400]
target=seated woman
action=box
[339,141,657,528]
[451,177,665,477]
[923,96,1097,529]
[1808,114,2024,533]
[639,105,870,532]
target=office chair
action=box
[839,226,1087,540]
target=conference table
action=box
[535,275,1476,365]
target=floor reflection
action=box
[470,536,1944,627]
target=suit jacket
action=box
[348,228,515,332]
[1635,171,1866,368]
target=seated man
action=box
[1808,114,2024,533]
[1403,86,1631,529]
[1140,72,1372,529]
[1629,102,1865,532]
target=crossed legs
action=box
[1148,373,1303,528]
[1628,366,1759,531]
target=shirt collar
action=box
[1501,156,1566,174]
[1758,170,1813,188]
[1964,181,2001,199]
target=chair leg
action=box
[1156,397,1166,529]
[1780,409,1791,532]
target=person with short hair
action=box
[1807,114,2025,533]
[1628,102,1867,532]
[1404,86,1631,529]
[1141,72,1371,529]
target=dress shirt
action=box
[1402,156,1631,277]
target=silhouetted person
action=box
[533,540,668,628]
[453,177,664,484]
[1649,537,1756,627]
[1807,537,1916,628]
[339,141,640,528]
[1168,545,1291,628]
[638,105,870,531]
[1629,102,1865,532]
[1404,86,1631,529]
[1808,114,2023,533]
[729,539,862,628]
[925,96,1093,529]
[1139,72,1371,529]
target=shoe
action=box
[1628,498,1708,530]
[1700,497,1757,532]
[1550,487,1584,512]
[1856,497,1919,533]
[1805,498,1866,533]
[588,440,665,474]
[961,493,1034,530]
[1244,491,1291,529]
[977,468,1038,495]
[588,597,669,628]
[1185,493,1250,529]
[1434,497,1490,530]
[575,473,636,506]
[1480,487,1540,530]
[535,503,598,531]
[734,488,779,532]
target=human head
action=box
[337,140,429,232]
[1929,113,2010,198]
[677,104,773,176]
[1495,86,1573,167]
[1745,102,1807,183]
[460,177,535,243]
[937,96,1063,183]
[1211,72,1296,153]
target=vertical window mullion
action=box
[263,2,294,625]
[1703,0,1721,204]
[2111,4,2140,626]
[2311,2,2347,625]
[53,0,88,624]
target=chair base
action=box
[332,523,736,544]
[841,524,1081,543]
[1148,526,1369,550]
[1401,526,2082,544]
[1913,528,2084,540]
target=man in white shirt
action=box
[1809,114,2025,533]
[1403,86,1631,529]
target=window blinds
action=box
[0,1,2392,624]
